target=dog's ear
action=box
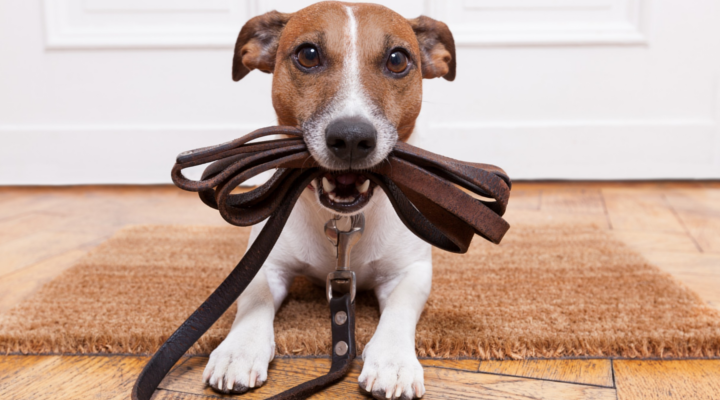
[407,16,456,81]
[232,11,293,81]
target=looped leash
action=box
[132,126,511,400]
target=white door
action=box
[1,0,718,184]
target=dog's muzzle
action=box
[171,125,510,247]
[324,116,377,165]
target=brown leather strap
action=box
[132,126,511,400]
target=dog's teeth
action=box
[357,180,370,194]
[328,192,337,201]
[322,177,335,193]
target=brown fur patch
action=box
[352,4,423,141]
[232,11,292,81]
[272,2,349,128]
[407,16,456,81]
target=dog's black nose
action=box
[325,116,377,164]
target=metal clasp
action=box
[326,270,356,304]
[324,213,364,302]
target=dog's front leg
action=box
[202,262,291,394]
[359,260,432,400]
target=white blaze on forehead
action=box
[340,5,371,118]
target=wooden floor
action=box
[1,182,719,399]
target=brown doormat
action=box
[1,224,719,359]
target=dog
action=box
[202,2,455,399]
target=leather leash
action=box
[132,125,511,400]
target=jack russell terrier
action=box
[203,2,456,399]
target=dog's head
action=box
[232,1,455,214]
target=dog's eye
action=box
[297,45,320,68]
[387,51,408,74]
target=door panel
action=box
[0,0,718,183]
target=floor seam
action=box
[423,364,616,389]
[663,193,704,253]
[156,387,219,399]
[599,189,614,230]
[612,359,620,400]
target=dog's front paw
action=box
[202,329,275,394]
[358,338,425,399]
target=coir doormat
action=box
[1,224,719,359]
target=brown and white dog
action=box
[202,2,455,399]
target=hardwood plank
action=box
[0,355,57,382]
[664,188,720,253]
[0,193,69,220]
[0,249,88,313]
[0,230,100,277]
[642,252,720,310]
[511,182,717,191]
[0,212,69,242]
[0,355,148,400]
[422,367,616,399]
[154,390,216,400]
[0,186,222,232]
[540,189,606,215]
[507,189,542,211]
[505,209,611,229]
[614,359,720,400]
[420,359,480,371]
[602,189,687,233]
[161,357,349,399]
[161,357,616,400]
[504,188,612,229]
[160,357,364,399]
[612,231,700,254]
[477,359,614,387]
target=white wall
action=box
[1,0,719,184]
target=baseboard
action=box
[0,125,271,185]
[418,120,720,180]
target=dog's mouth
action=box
[310,171,377,214]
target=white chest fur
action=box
[249,188,432,291]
